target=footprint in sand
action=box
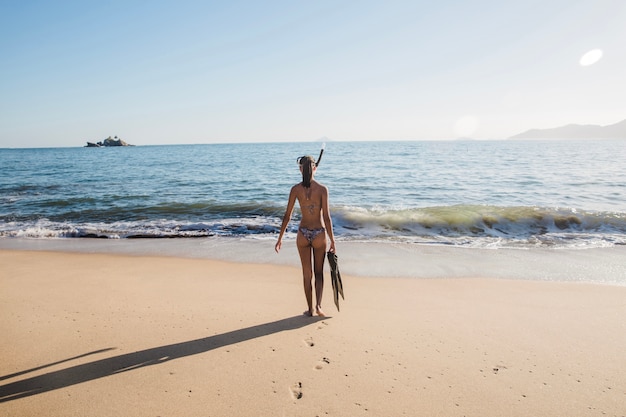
[315,357,331,370]
[304,337,315,347]
[493,365,508,374]
[290,382,303,399]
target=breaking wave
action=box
[1,203,625,248]
[331,205,626,248]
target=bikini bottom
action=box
[299,227,325,244]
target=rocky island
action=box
[86,136,134,147]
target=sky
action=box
[1,0,625,148]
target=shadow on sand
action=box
[1,315,326,402]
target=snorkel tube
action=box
[316,142,326,167]
[297,143,326,167]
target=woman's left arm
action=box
[321,186,336,253]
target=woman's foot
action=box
[315,306,325,317]
[303,310,314,317]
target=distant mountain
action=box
[510,119,626,139]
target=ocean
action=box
[1,140,625,248]
[2,139,626,285]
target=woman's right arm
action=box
[275,186,298,253]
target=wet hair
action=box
[297,156,315,188]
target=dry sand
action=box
[1,250,625,416]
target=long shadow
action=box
[0,315,326,402]
[0,348,116,382]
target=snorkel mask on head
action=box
[297,143,325,167]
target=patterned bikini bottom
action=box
[299,227,325,243]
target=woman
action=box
[275,155,336,317]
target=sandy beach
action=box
[1,249,625,417]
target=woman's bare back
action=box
[294,181,326,229]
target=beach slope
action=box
[1,250,625,416]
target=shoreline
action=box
[1,237,625,286]
[1,249,625,416]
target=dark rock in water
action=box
[103,137,130,146]
[85,136,134,147]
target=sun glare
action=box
[579,49,603,66]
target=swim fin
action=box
[327,251,344,311]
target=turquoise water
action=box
[1,140,625,248]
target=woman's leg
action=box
[311,232,327,316]
[296,232,314,316]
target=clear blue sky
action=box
[1,0,625,147]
